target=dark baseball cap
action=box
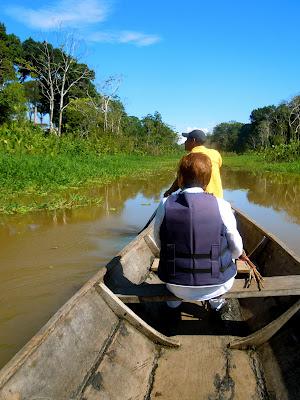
[182,129,207,143]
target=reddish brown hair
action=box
[177,153,212,189]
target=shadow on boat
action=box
[128,301,250,338]
[104,256,250,338]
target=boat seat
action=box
[115,275,300,303]
[150,258,250,273]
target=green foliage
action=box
[0,23,23,84]
[122,115,143,138]
[0,82,27,123]
[140,112,178,148]
[223,153,300,174]
[210,100,300,159]
[0,121,181,156]
[23,80,45,119]
[250,106,276,124]
[210,121,243,152]
[65,97,104,135]
[259,141,300,162]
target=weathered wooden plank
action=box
[96,282,180,347]
[225,275,300,298]
[151,259,250,274]
[81,321,158,399]
[236,260,250,274]
[116,275,300,303]
[144,233,160,257]
[234,207,300,276]
[0,275,120,399]
[151,336,262,399]
[150,258,159,272]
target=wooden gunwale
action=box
[0,268,106,388]
[96,282,180,347]
[234,206,300,263]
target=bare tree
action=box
[288,96,300,141]
[30,41,58,132]
[99,75,122,132]
[30,30,93,135]
[55,32,93,136]
[85,75,122,134]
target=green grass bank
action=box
[223,153,300,174]
[0,154,179,214]
[1,151,299,215]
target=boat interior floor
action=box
[80,298,299,400]
[81,317,268,400]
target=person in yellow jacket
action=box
[164,129,223,198]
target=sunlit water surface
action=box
[0,168,299,368]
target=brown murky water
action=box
[0,168,299,368]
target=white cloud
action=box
[89,30,161,46]
[6,0,161,47]
[119,31,160,46]
[6,0,110,30]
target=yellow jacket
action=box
[190,145,223,198]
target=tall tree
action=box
[249,106,276,148]
[54,33,94,135]
[0,23,23,87]
[23,80,42,123]
[141,112,178,148]
[288,96,300,141]
[22,39,59,132]
[0,82,27,123]
[22,35,95,134]
[211,122,243,152]
[98,76,122,132]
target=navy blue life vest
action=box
[158,191,236,286]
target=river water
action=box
[0,168,299,368]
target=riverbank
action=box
[0,154,179,214]
[223,153,300,174]
[2,151,299,215]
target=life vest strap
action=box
[168,263,232,274]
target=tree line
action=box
[0,23,179,155]
[210,98,300,159]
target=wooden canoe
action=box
[0,207,299,400]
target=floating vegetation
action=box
[0,154,179,214]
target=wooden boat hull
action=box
[0,208,299,399]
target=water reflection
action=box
[222,168,300,255]
[222,168,300,225]
[0,173,173,236]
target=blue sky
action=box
[1,0,300,134]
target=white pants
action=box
[167,298,226,311]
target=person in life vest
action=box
[164,129,223,199]
[154,152,243,310]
